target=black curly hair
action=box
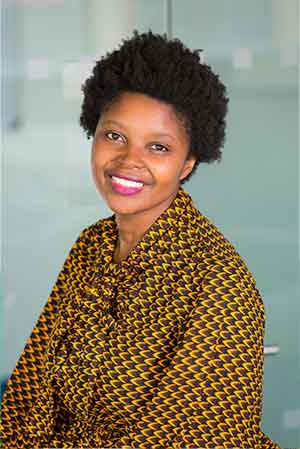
[80,30,229,184]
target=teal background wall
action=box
[1,1,299,447]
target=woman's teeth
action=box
[111,176,144,188]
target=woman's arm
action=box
[115,258,281,449]
[0,226,92,449]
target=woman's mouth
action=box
[109,175,144,195]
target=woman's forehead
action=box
[98,91,188,138]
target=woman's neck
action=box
[113,188,179,262]
[113,214,149,263]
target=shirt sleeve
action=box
[0,226,92,449]
[115,258,281,449]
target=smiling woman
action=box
[91,92,196,261]
[0,30,281,449]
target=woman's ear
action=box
[180,155,197,181]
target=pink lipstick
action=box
[110,175,144,195]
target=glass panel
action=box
[1,0,166,377]
[173,0,299,446]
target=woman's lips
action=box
[109,175,145,195]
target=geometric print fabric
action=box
[0,186,281,448]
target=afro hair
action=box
[80,30,229,183]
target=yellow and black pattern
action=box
[0,187,281,448]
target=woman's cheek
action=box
[155,162,181,184]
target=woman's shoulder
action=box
[184,200,260,293]
[179,189,244,262]
[185,202,240,259]
[179,207,264,328]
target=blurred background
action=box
[1,0,299,446]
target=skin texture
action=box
[91,92,196,262]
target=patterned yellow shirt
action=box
[0,186,281,448]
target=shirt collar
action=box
[97,186,197,277]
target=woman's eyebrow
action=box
[95,119,125,136]
[100,119,126,129]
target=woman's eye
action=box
[151,143,169,153]
[105,131,124,142]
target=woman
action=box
[0,31,281,448]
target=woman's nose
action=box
[119,143,144,166]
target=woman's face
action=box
[91,92,196,220]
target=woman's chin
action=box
[102,195,145,217]
[97,186,149,215]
